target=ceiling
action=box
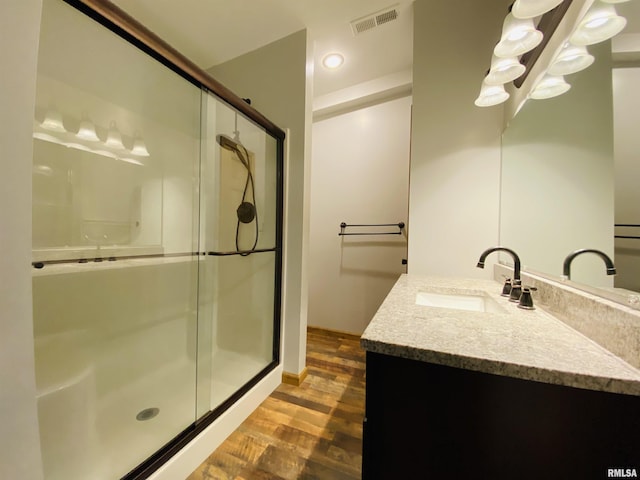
[110,0,414,98]
[106,1,639,100]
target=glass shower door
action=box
[198,94,281,414]
[32,0,202,478]
[32,0,283,478]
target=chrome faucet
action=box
[84,233,108,262]
[562,249,616,280]
[476,246,521,281]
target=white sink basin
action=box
[416,291,506,313]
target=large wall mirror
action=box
[500,1,640,305]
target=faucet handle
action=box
[518,287,537,310]
[501,278,512,297]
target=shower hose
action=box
[234,143,259,256]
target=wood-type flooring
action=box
[187,327,366,480]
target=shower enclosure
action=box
[30,0,283,478]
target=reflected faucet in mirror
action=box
[562,249,617,280]
[84,233,108,262]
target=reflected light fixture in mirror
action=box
[322,53,344,69]
[494,13,544,57]
[41,109,66,132]
[512,0,565,19]
[76,117,100,142]
[570,3,627,46]
[131,134,150,156]
[475,80,510,107]
[530,73,571,99]
[548,42,595,75]
[486,55,527,84]
[105,121,125,150]
[119,157,145,166]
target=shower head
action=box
[218,134,250,170]
[217,134,240,152]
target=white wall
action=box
[613,67,640,292]
[309,96,411,334]
[0,1,45,479]
[409,0,511,278]
[208,30,312,376]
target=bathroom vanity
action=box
[360,275,640,479]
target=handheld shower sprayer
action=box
[217,134,240,153]
[217,134,259,255]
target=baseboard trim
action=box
[307,326,361,341]
[282,367,308,386]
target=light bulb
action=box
[131,135,150,157]
[512,0,564,19]
[485,55,526,85]
[475,80,510,107]
[40,109,66,132]
[322,53,344,69]
[76,118,100,142]
[570,4,627,46]
[530,75,571,99]
[105,121,125,150]
[548,43,594,75]
[494,14,543,58]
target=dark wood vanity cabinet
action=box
[362,351,640,480]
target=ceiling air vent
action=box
[350,5,399,36]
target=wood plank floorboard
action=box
[187,328,366,480]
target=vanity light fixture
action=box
[93,148,118,159]
[512,0,564,19]
[65,142,93,152]
[494,13,544,58]
[105,121,126,150]
[131,134,150,157]
[40,109,66,132]
[76,117,100,142]
[547,42,595,75]
[34,111,150,166]
[570,2,627,46]
[474,0,631,108]
[119,157,145,166]
[485,55,527,85]
[322,53,344,69]
[530,74,571,99]
[33,164,53,176]
[474,80,510,107]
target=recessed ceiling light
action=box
[322,53,344,69]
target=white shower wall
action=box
[32,258,199,479]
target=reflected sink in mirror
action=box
[416,291,507,313]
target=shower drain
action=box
[136,407,160,421]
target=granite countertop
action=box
[360,274,640,396]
